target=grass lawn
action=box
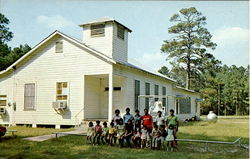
[0,118,249,159]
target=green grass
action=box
[4,126,73,138]
[0,118,249,159]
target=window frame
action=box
[162,86,166,107]
[117,24,125,40]
[179,97,191,114]
[24,83,36,111]
[145,82,150,109]
[175,99,179,115]
[134,80,140,110]
[0,95,7,107]
[195,101,198,113]
[90,23,105,37]
[56,82,69,101]
[154,84,159,101]
[55,41,63,53]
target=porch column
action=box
[108,72,113,122]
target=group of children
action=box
[86,108,178,151]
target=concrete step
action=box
[74,119,109,132]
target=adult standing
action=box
[123,107,134,124]
[166,109,179,145]
[142,108,153,133]
[112,109,121,126]
[134,109,142,125]
[155,111,165,127]
[142,108,153,147]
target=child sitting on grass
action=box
[108,122,117,146]
[151,124,159,149]
[116,119,125,148]
[93,120,102,145]
[155,125,166,150]
[101,122,109,144]
[165,124,176,151]
[86,121,94,144]
[124,119,133,148]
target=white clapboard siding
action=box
[113,64,200,120]
[83,22,128,63]
[112,23,128,62]
[0,76,13,124]
[0,35,112,125]
[83,23,113,58]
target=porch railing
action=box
[74,107,84,127]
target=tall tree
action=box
[158,66,171,77]
[161,7,217,89]
[0,13,31,71]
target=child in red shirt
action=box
[93,120,102,145]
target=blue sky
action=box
[0,0,249,70]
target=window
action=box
[56,82,68,101]
[195,101,198,113]
[134,80,140,110]
[179,97,191,114]
[105,87,122,91]
[117,25,125,40]
[91,24,105,36]
[162,86,166,106]
[145,83,150,109]
[55,41,63,53]
[0,95,7,107]
[24,83,35,110]
[154,85,159,101]
[175,99,179,114]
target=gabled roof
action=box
[117,61,176,83]
[79,17,132,32]
[0,30,198,94]
[0,30,116,76]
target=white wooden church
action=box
[0,17,201,128]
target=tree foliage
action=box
[159,7,249,115]
[0,13,31,71]
[161,7,217,89]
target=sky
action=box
[0,0,249,71]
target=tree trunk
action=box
[186,55,191,89]
[186,72,190,89]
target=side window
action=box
[154,84,159,101]
[175,99,179,115]
[145,82,150,109]
[91,24,105,36]
[56,82,68,101]
[117,25,125,40]
[134,80,140,110]
[24,83,36,110]
[162,86,166,106]
[55,41,63,53]
[179,97,191,114]
[195,101,198,113]
[0,95,7,107]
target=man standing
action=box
[142,108,153,147]
[123,107,134,124]
[166,109,179,145]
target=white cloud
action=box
[212,27,249,47]
[211,27,249,66]
[129,52,171,71]
[36,15,75,29]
